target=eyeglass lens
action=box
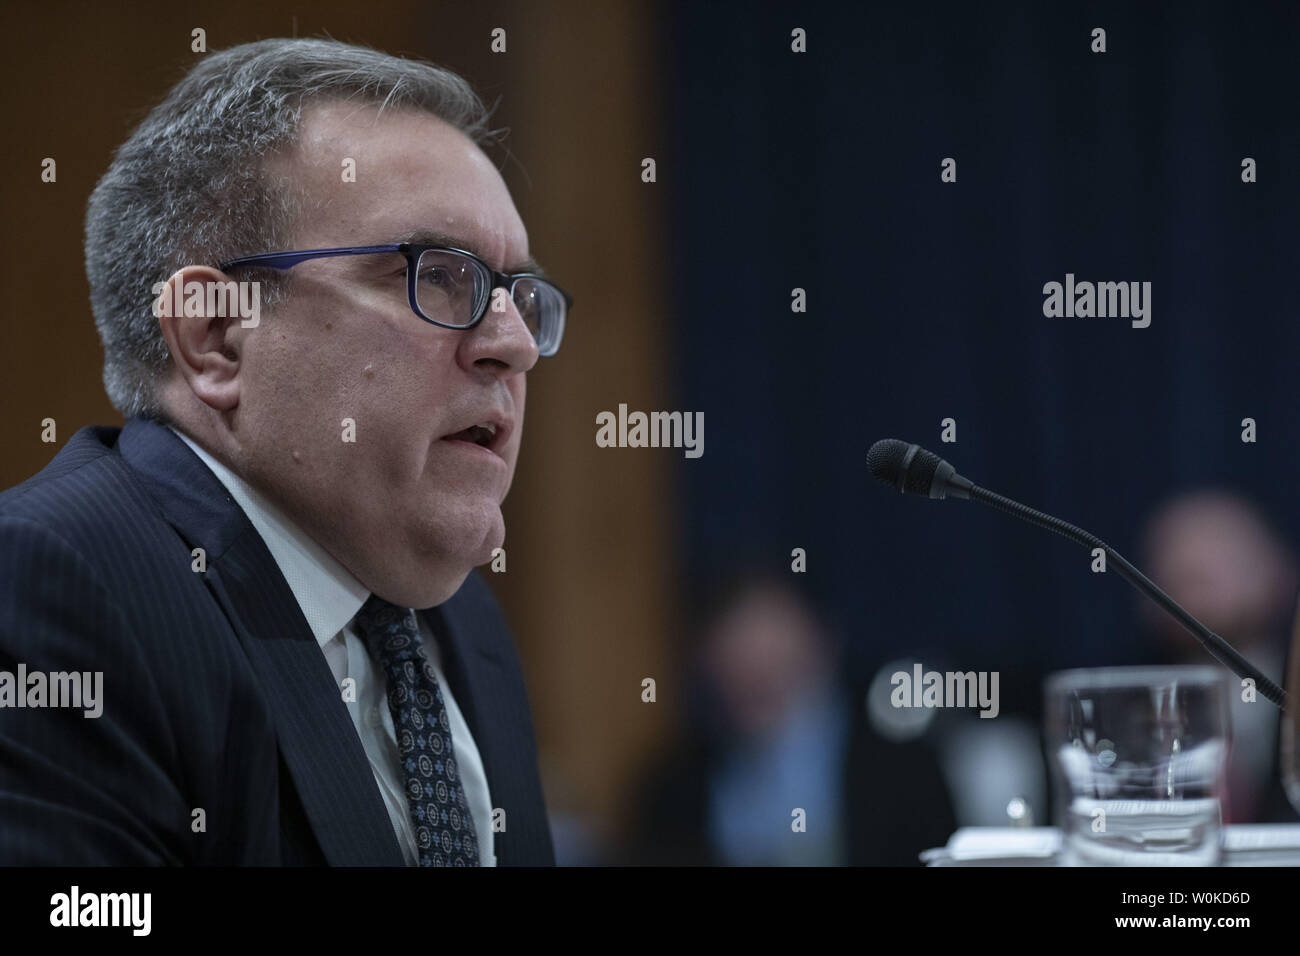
[415,248,565,355]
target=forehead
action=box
[282,99,528,269]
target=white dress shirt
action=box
[170,427,496,865]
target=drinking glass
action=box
[1045,666,1229,865]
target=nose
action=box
[459,285,540,376]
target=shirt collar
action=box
[168,426,369,649]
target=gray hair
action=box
[85,37,496,420]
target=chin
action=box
[401,519,503,608]
[407,568,473,610]
[482,521,507,562]
[465,504,507,564]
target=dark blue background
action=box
[666,0,1300,698]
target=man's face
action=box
[231,100,539,608]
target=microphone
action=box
[868,438,1288,709]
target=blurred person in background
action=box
[624,572,956,865]
[1140,490,1299,823]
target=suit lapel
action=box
[205,548,405,866]
[118,418,404,866]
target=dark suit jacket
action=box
[0,417,555,865]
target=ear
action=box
[154,266,259,412]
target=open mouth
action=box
[444,422,499,451]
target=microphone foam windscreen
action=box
[868,439,941,495]
[867,439,911,486]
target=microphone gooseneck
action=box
[869,438,1289,709]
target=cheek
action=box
[508,376,527,450]
[245,315,357,407]
[245,346,389,467]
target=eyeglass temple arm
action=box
[220,244,405,272]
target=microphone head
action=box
[867,439,912,487]
[868,439,952,496]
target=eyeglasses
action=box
[220,243,571,357]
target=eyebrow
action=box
[389,229,546,276]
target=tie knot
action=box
[354,594,422,664]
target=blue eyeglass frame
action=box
[219,242,572,356]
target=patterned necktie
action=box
[353,594,480,866]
